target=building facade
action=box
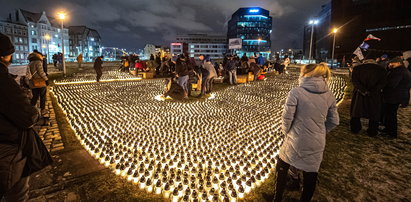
[0,20,29,64]
[170,34,227,59]
[304,0,411,64]
[6,9,70,62]
[69,26,102,62]
[227,7,273,58]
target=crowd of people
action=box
[161,52,292,100]
[349,53,411,138]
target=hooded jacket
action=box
[27,52,48,81]
[279,76,339,172]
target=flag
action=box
[364,34,381,41]
[353,47,364,60]
[359,42,370,50]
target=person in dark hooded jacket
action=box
[93,56,104,82]
[380,57,411,138]
[350,59,387,136]
[0,33,47,201]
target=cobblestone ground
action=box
[34,91,65,153]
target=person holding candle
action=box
[271,63,339,202]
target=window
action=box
[14,37,19,43]
[31,30,36,35]
[19,37,23,43]
[15,53,20,59]
[32,38,37,43]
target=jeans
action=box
[382,103,399,137]
[31,87,46,110]
[200,77,215,95]
[1,177,30,202]
[177,75,189,94]
[228,69,237,85]
[350,118,379,136]
[274,158,318,202]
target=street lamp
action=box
[58,12,66,76]
[331,28,338,68]
[308,19,319,62]
[44,34,51,63]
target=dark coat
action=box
[165,82,185,100]
[383,66,411,104]
[350,63,387,120]
[175,60,189,77]
[224,59,238,71]
[0,62,40,194]
[93,57,103,71]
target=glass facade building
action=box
[228,7,272,58]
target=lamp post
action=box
[44,34,50,63]
[331,28,338,68]
[58,12,66,76]
[308,19,319,62]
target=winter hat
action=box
[0,33,15,56]
[388,57,404,64]
[381,54,388,59]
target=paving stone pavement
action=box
[34,88,64,153]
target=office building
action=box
[171,34,227,59]
[227,7,273,58]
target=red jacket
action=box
[135,61,146,69]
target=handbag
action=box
[20,128,53,175]
[29,71,47,88]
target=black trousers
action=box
[382,103,399,137]
[350,118,379,136]
[96,70,102,82]
[274,158,318,202]
[31,87,46,110]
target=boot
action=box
[300,172,318,202]
[274,159,290,202]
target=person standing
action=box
[155,52,162,75]
[272,63,339,202]
[77,53,83,69]
[381,57,411,138]
[350,58,387,136]
[93,56,104,82]
[0,33,52,202]
[175,55,190,98]
[224,55,238,85]
[28,52,49,116]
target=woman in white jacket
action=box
[274,63,339,202]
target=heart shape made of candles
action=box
[51,71,346,201]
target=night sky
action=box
[0,0,329,51]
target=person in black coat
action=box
[350,60,387,136]
[381,57,411,138]
[0,33,48,201]
[93,56,104,82]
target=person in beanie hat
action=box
[1,33,52,201]
[380,57,411,138]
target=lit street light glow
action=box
[58,12,66,20]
